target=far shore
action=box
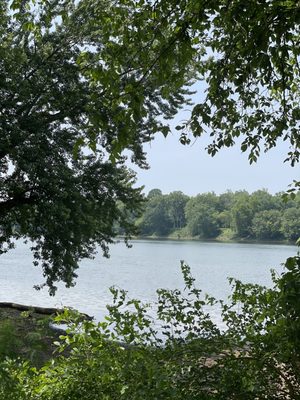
[117,235,297,247]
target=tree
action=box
[11,0,300,167]
[169,0,300,167]
[3,0,300,292]
[250,190,278,212]
[137,194,172,236]
[230,191,254,237]
[147,189,163,200]
[0,0,193,292]
[185,193,221,238]
[217,191,235,229]
[165,191,189,229]
[281,208,300,241]
[251,209,284,240]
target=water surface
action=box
[0,240,297,324]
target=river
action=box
[0,239,297,325]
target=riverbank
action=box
[0,303,93,367]
[0,305,62,367]
[121,230,296,246]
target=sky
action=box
[127,77,299,197]
[129,129,298,197]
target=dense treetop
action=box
[5,0,300,161]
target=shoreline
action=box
[118,235,297,247]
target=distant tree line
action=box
[130,189,300,242]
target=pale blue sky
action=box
[130,132,298,196]
[129,79,298,196]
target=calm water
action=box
[0,240,297,324]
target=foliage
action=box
[0,260,299,399]
[185,193,221,238]
[147,189,163,199]
[277,255,300,355]
[230,192,254,237]
[2,0,300,291]
[0,320,22,359]
[137,192,172,236]
[0,358,29,400]
[0,0,196,292]
[166,0,300,166]
[251,209,284,240]
[166,191,189,229]
[281,208,300,241]
[8,0,299,168]
[0,308,63,367]
[136,189,300,242]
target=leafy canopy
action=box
[0,0,194,292]
[9,0,300,163]
[171,0,300,165]
[2,0,300,292]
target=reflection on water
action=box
[0,239,297,325]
